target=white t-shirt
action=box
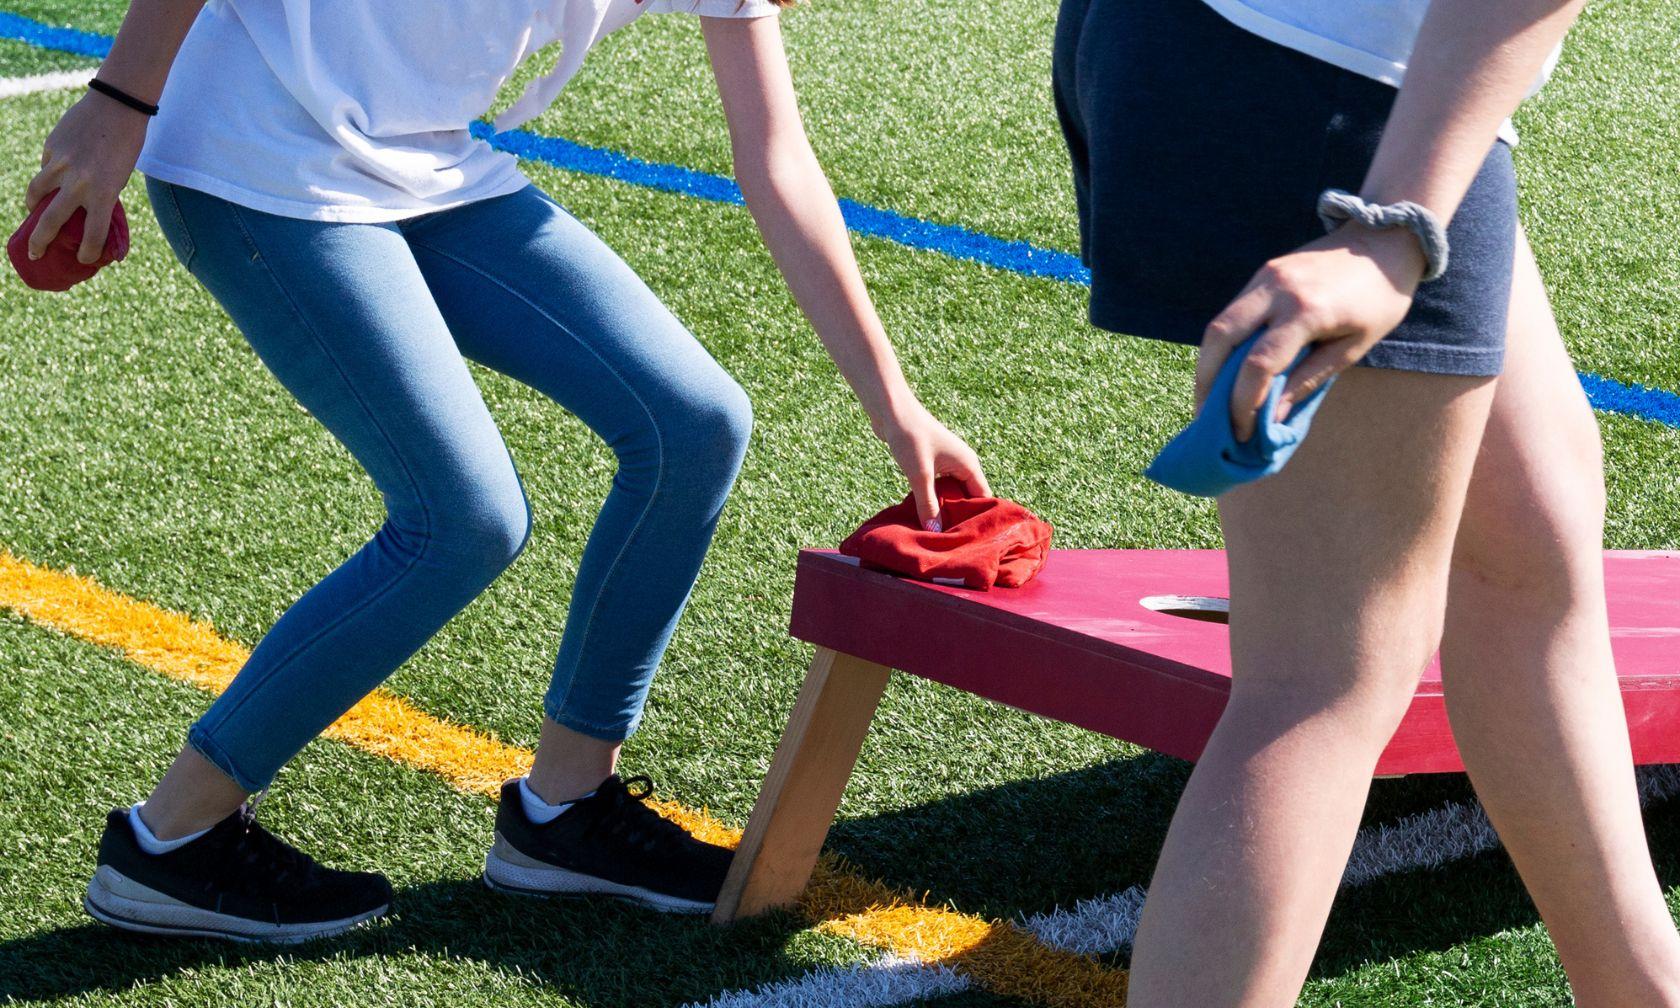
[139,0,779,223]
[1199,0,1560,145]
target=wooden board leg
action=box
[712,647,891,923]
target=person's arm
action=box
[24,0,203,264]
[700,14,988,529]
[1200,0,1586,441]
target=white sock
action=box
[128,803,211,856]
[518,777,592,825]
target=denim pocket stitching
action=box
[155,183,198,270]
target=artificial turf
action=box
[0,614,871,1007]
[2,0,1679,1005]
[0,36,90,75]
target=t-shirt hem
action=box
[136,156,532,224]
[1358,340,1505,377]
[1196,0,1521,146]
[1198,0,1408,86]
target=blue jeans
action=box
[147,179,753,792]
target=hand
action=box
[1198,223,1428,442]
[874,400,990,530]
[24,90,149,264]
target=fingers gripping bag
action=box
[840,478,1053,590]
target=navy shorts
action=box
[1052,0,1517,376]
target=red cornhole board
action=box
[713,548,1680,922]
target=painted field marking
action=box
[0,549,1126,1007]
[471,123,1089,285]
[0,11,107,57]
[1021,762,1680,958]
[2,11,1677,433]
[0,67,93,98]
[694,953,973,1008]
[697,766,1680,1008]
[1019,886,1148,958]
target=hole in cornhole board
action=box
[1140,594,1230,624]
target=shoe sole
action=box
[482,836,715,914]
[84,866,388,944]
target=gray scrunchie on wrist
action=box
[1316,189,1450,282]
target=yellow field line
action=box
[0,549,1127,1006]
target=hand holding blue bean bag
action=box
[1145,332,1336,498]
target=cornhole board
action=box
[712,548,1680,922]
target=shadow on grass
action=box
[1313,789,1680,980]
[825,745,1485,921]
[823,742,1680,986]
[0,877,811,1006]
[8,754,1680,1004]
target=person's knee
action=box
[1227,605,1443,746]
[682,375,754,473]
[398,468,532,580]
[1222,680,1416,771]
[1454,488,1604,613]
[1456,396,1608,610]
[455,491,534,574]
[603,363,752,510]
[1230,656,1425,743]
[651,372,753,490]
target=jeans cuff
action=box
[542,705,639,744]
[187,723,270,794]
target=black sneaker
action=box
[84,806,392,943]
[484,774,733,913]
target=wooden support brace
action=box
[712,647,892,923]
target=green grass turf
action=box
[1,0,1679,1005]
[0,613,875,1007]
[0,36,92,76]
[6,0,1676,389]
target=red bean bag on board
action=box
[840,477,1053,590]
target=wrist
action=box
[88,78,159,120]
[864,383,924,439]
[90,57,166,109]
[1317,189,1447,282]
[1338,221,1428,285]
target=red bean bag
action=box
[840,477,1053,590]
[8,190,129,292]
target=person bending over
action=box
[28,0,987,941]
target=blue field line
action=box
[5,11,1677,431]
[471,122,1093,284]
[0,11,108,58]
[1580,372,1680,428]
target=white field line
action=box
[1018,886,1148,957]
[0,68,96,98]
[690,765,1680,1008]
[691,954,971,1008]
[1346,764,1680,888]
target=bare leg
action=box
[140,713,621,838]
[1125,366,1495,1007]
[1441,230,1680,1007]
[139,747,248,840]
[525,718,622,803]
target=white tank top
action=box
[138,0,778,223]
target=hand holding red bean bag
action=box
[840,477,1054,590]
[7,189,129,292]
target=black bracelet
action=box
[88,77,159,117]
